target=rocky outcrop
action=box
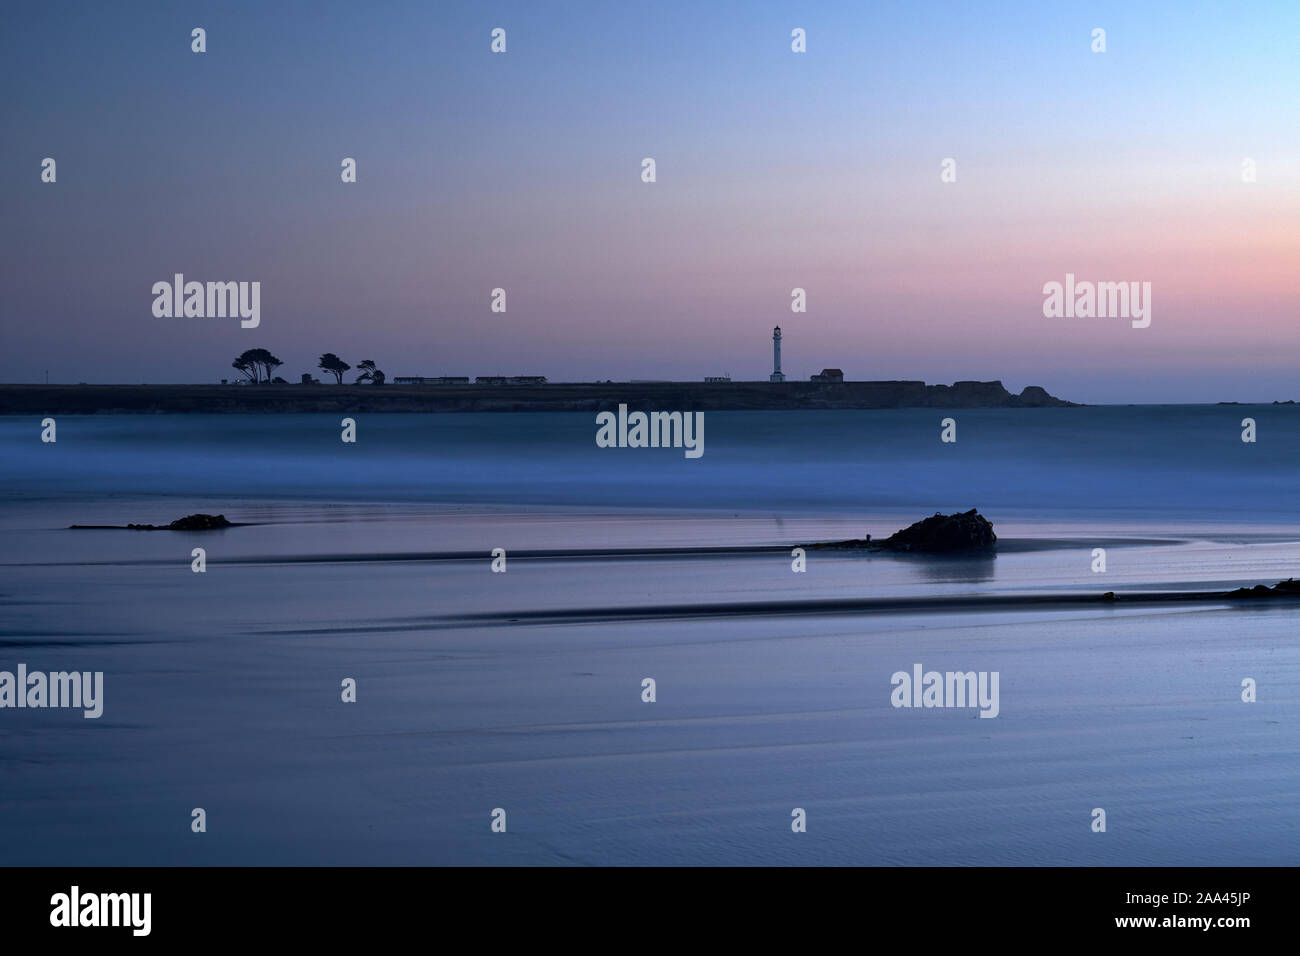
[1009,385,1072,407]
[1226,578,1300,598]
[801,509,998,553]
[879,509,997,553]
[70,513,237,530]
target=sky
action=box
[1,0,1298,403]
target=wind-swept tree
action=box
[232,349,259,383]
[256,349,284,382]
[231,348,283,384]
[318,353,351,384]
[355,359,386,384]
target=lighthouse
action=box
[769,326,785,382]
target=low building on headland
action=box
[704,375,732,383]
[810,368,844,383]
[393,376,472,385]
[474,375,548,385]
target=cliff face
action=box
[924,381,1014,407]
[0,381,1079,414]
[915,382,1075,408]
[1008,385,1069,407]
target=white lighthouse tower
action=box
[769,326,785,382]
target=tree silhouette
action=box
[355,359,386,384]
[318,353,350,384]
[232,351,258,383]
[231,348,283,383]
[257,350,284,382]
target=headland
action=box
[0,380,1077,415]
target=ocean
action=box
[1,407,1298,865]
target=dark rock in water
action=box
[71,513,237,530]
[167,513,233,530]
[1227,584,1275,598]
[1226,578,1300,598]
[132,513,234,531]
[879,509,997,553]
[799,509,996,553]
[795,509,998,554]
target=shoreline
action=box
[23,536,1188,561]
[438,585,1300,628]
[0,380,1076,414]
